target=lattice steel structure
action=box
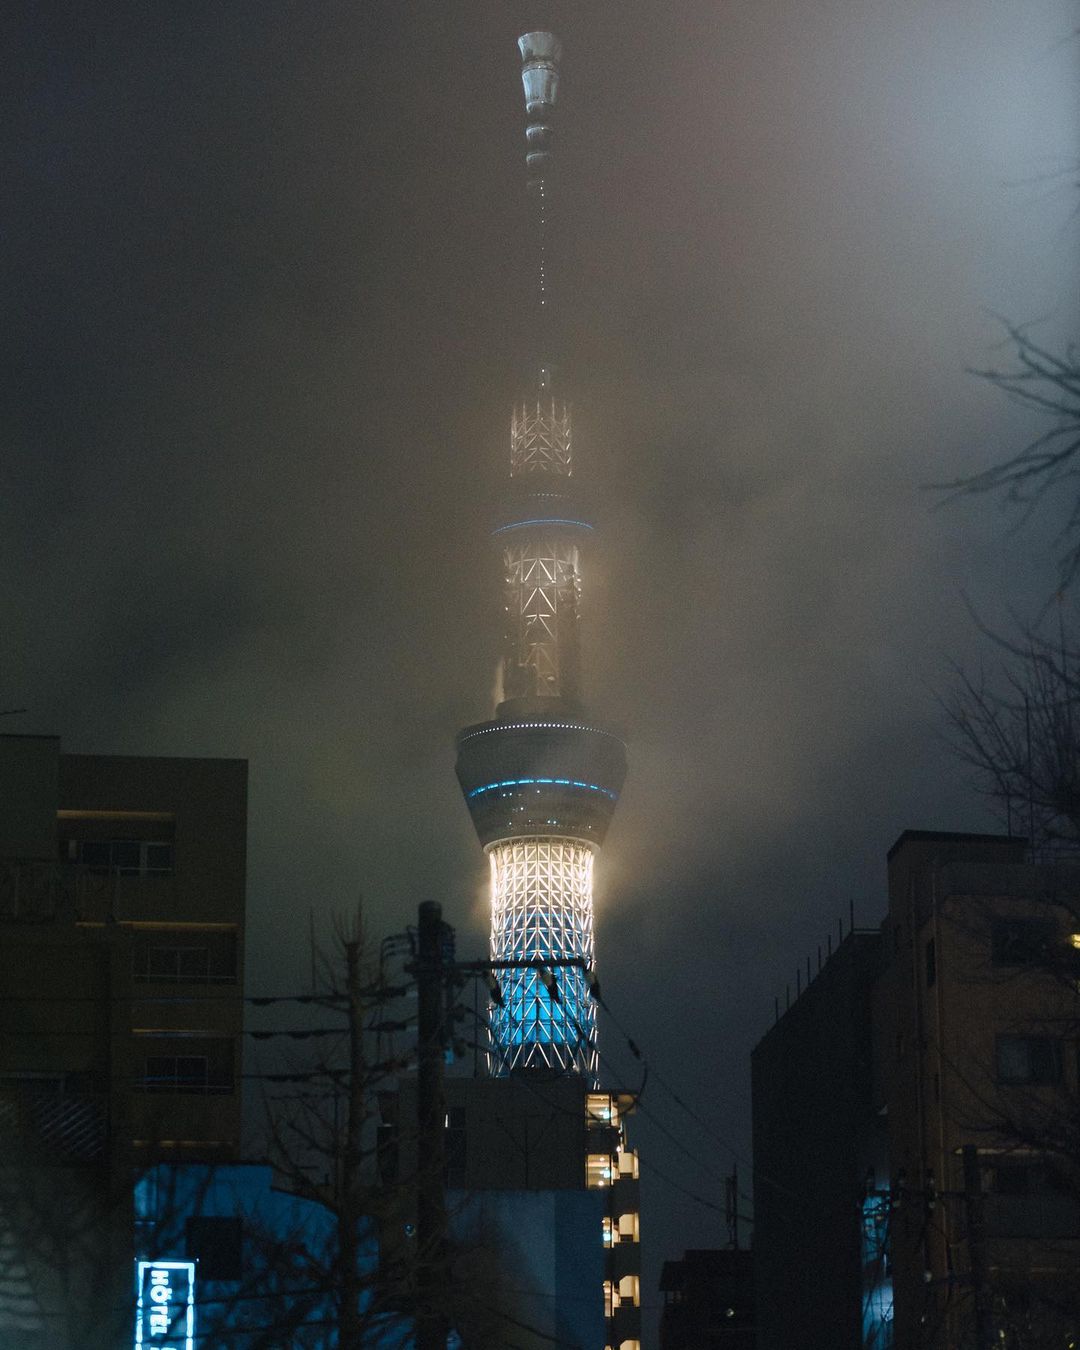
[501,535,581,703]
[456,30,626,1079]
[511,399,572,475]
[489,839,595,1070]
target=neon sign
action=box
[134,1260,195,1349]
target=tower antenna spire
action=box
[454,26,627,1081]
[518,30,562,385]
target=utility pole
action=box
[962,1144,994,1350]
[339,937,364,1350]
[725,1164,739,1250]
[416,901,447,1350]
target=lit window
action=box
[602,1217,615,1245]
[617,1212,639,1242]
[587,1092,616,1124]
[616,1148,639,1179]
[603,1280,616,1317]
[587,1154,612,1188]
[618,1275,640,1307]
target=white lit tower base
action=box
[455,31,626,1080]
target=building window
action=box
[66,839,174,877]
[603,1279,616,1317]
[617,1212,639,1242]
[133,929,238,984]
[616,1147,639,1179]
[587,1092,618,1126]
[587,1154,613,1188]
[996,1035,1062,1085]
[981,1157,1080,1239]
[991,918,1056,966]
[138,1038,235,1094]
[617,1275,640,1307]
[148,947,210,981]
[143,1056,210,1092]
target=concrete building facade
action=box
[751,830,1080,1350]
[379,1074,641,1349]
[751,928,885,1350]
[0,733,247,1347]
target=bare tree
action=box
[198,906,416,1349]
[934,618,1080,1347]
[942,612,1080,848]
[933,325,1080,589]
[0,909,417,1350]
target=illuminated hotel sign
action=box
[134,1260,195,1349]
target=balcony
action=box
[0,1079,108,1161]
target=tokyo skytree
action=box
[455,30,627,1078]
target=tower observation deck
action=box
[456,31,626,1078]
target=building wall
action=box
[451,1189,607,1349]
[752,830,1080,1350]
[381,1073,640,1349]
[0,737,248,1161]
[880,831,1080,1348]
[133,1162,409,1348]
[659,1248,755,1349]
[0,737,248,1346]
[751,930,884,1350]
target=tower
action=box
[455,30,627,1078]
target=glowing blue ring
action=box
[466,778,617,801]
[491,519,594,535]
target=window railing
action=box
[137,1057,234,1095]
[133,946,237,983]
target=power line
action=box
[0,983,412,1006]
[595,991,811,1213]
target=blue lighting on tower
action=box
[492,518,594,535]
[466,777,618,800]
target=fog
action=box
[4,0,1078,1336]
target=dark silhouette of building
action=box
[878,830,1080,1348]
[752,926,885,1349]
[0,733,247,1346]
[751,830,1080,1350]
[659,1248,755,1348]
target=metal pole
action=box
[416,902,447,1350]
[962,1145,994,1350]
[340,939,363,1350]
[732,1162,739,1250]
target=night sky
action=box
[5,0,1079,1339]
